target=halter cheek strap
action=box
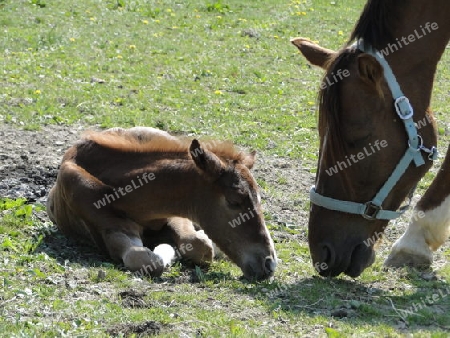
[310,40,438,221]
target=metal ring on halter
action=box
[408,135,424,152]
[428,146,438,160]
[362,202,382,220]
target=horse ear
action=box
[357,54,384,96]
[242,150,256,169]
[291,37,336,69]
[190,139,224,179]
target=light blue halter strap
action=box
[310,40,438,221]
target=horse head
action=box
[292,38,438,277]
[189,139,277,280]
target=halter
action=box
[310,40,438,221]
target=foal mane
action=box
[82,130,247,162]
[348,0,402,50]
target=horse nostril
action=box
[321,243,336,268]
[264,257,276,274]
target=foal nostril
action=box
[264,257,276,274]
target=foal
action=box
[47,127,277,280]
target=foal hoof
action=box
[122,246,166,277]
[181,230,214,265]
[384,250,432,268]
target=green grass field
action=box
[1,0,449,336]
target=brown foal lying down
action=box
[47,127,277,280]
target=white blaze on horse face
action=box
[389,195,450,261]
[256,191,261,204]
[240,222,277,274]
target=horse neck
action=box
[386,2,450,112]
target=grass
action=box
[1,0,449,337]
[0,0,358,159]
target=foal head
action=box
[189,140,277,280]
[292,38,437,277]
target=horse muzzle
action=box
[313,242,375,278]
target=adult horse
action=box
[47,127,277,280]
[292,0,450,277]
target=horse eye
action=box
[226,199,241,209]
[348,135,370,148]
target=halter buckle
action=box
[362,202,381,220]
[395,96,413,120]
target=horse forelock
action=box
[317,49,360,195]
[81,129,246,162]
[318,50,358,162]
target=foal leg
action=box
[55,162,174,277]
[103,223,175,277]
[385,145,450,267]
[165,217,214,265]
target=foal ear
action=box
[291,37,336,69]
[190,139,224,179]
[357,54,384,96]
[241,150,256,169]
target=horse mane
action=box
[348,0,403,50]
[81,129,247,162]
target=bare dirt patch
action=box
[107,320,165,337]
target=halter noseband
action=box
[310,40,438,221]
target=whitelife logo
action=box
[377,22,439,58]
[325,139,388,176]
[93,173,156,209]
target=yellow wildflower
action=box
[142,20,149,24]
[214,90,222,95]
[35,90,41,95]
